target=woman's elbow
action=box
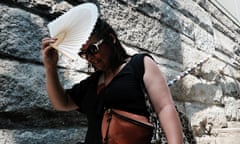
[52,103,76,111]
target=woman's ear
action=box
[109,33,116,44]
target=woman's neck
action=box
[101,57,131,86]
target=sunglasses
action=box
[78,39,104,59]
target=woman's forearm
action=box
[45,68,68,110]
[158,104,183,144]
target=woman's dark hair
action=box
[91,18,129,71]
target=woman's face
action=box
[80,37,112,71]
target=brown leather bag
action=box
[101,109,153,144]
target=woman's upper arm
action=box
[143,56,174,113]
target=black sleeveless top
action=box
[66,54,151,144]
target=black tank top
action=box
[66,53,151,144]
[99,54,149,116]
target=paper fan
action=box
[47,3,99,60]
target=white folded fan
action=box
[47,3,99,61]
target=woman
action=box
[41,18,183,144]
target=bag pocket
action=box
[102,109,153,144]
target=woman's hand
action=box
[41,37,58,70]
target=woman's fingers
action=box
[41,38,57,50]
[41,37,58,64]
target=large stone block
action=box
[223,97,240,121]
[0,128,86,144]
[0,4,48,62]
[186,103,227,129]
[0,60,49,111]
[175,75,223,104]
[0,59,87,111]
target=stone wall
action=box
[0,0,239,143]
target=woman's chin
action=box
[92,62,106,71]
[93,65,102,71]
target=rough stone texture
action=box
[0,4,47,62]
[0,0,239,143]
[0,128,87,144]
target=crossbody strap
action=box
[102,109,112,144]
